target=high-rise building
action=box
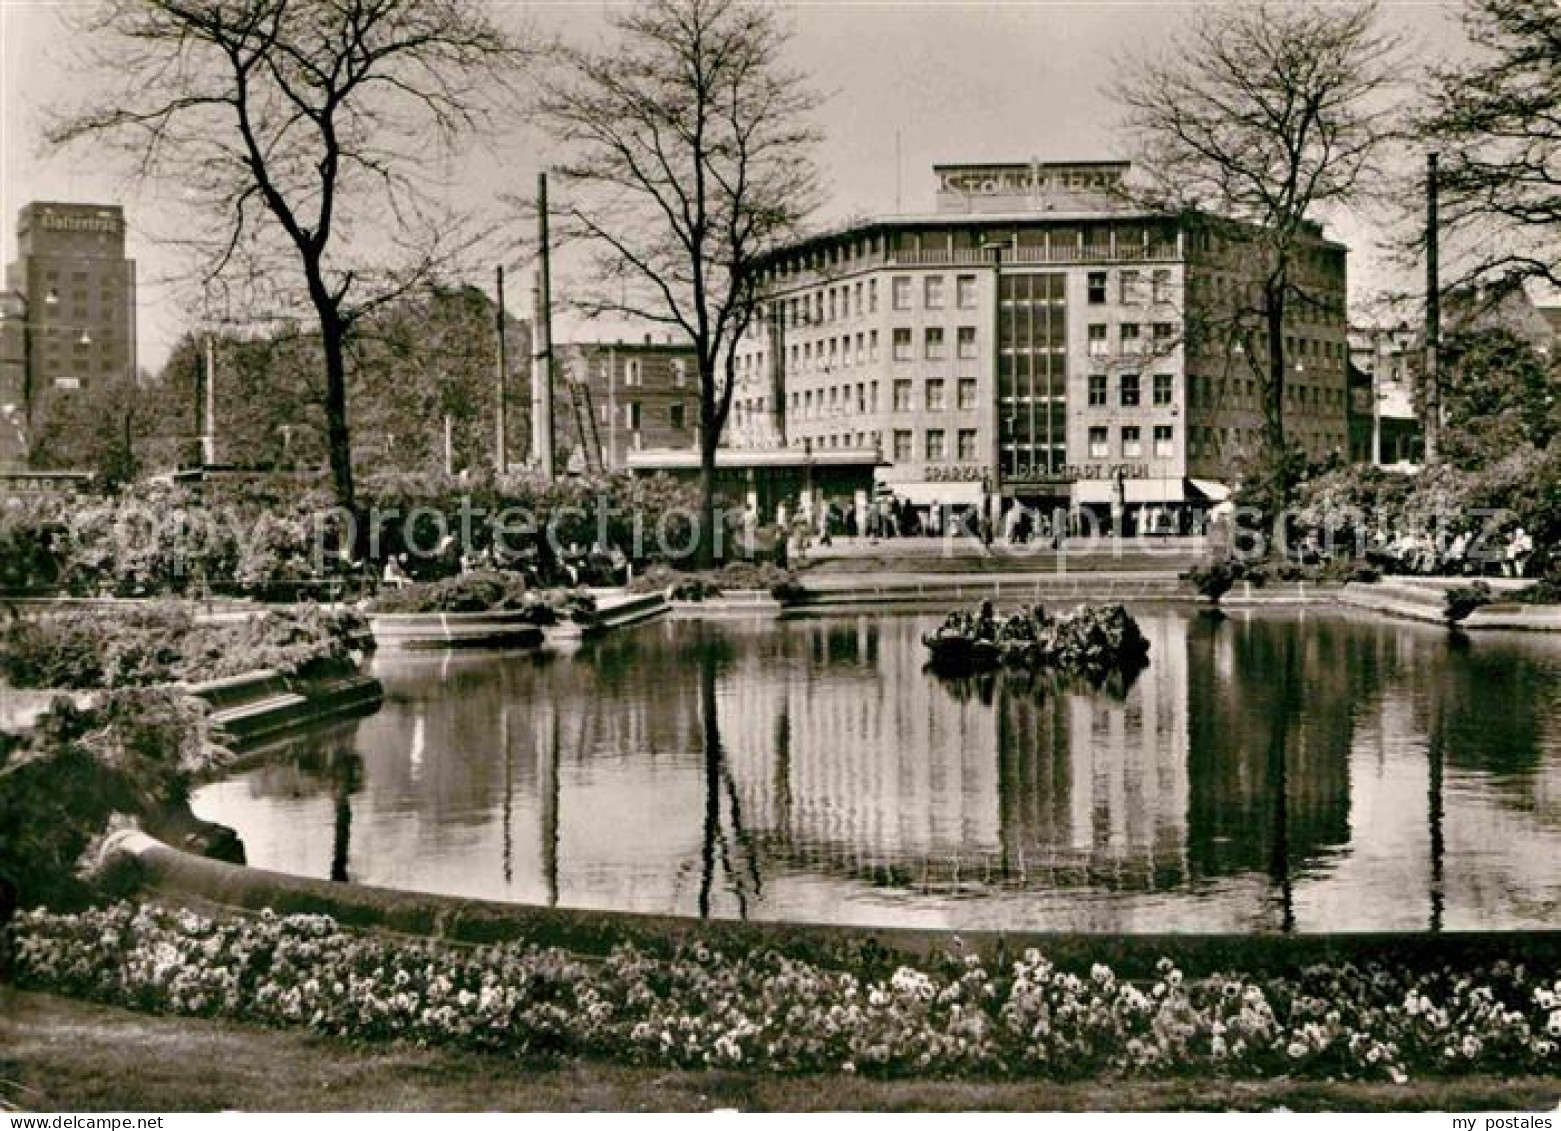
[2,202,138,430]
[729,162,1350,532]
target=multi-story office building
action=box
[2,203,138,429]
[549,339,698,471]
[729,162,1349,530]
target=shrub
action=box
[1444,582,1495,624]
[0,690,212,910]
[0,604,369,690]
[367,571,531,614]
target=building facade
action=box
[2,203,138,430]
[1347,323,1422,467]
[729,162,1350,529]
[550,340,698,472]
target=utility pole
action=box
[532,172,556,481]
[495,264,509,475]
[202,333,216,467]
[1424,152,1441,467]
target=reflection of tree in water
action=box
[1184,614,1357,927]
[693,626,762,919]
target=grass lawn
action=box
[2,989,1557,1112]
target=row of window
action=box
[1086,321,1179,356]
[1186,425,1347,460]
[598,401,687,431]
[1087,372,1175,408]
[1086,269,1174,306]
[1188,374,1348,415]
[785,375,987,420]
[891,428,980,463]
[1086,425,1177,460]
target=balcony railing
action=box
[885,244,1181,268]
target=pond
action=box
[190,608,1561,933]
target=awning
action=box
[1185,477,1232,502]
[883,479,984,506]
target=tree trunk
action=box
[310,281,356,511]
[698,412,718,570]
[1264,279,1287,456]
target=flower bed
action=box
[0,604,371,690]
[629,562,801,602]
[365,571,593,625]
[8,903,1558,1081]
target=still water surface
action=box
[191,609,1561,932]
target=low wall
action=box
[367,609,546,651]
[187,667,384,751]
[107,829,1561,978]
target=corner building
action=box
[729,163,1349,530]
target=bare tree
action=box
[49,0,529,509]
[1113,1,1401,469]
[531,0,822,567]
[1419,0,1561,291]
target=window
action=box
[956,274,978,309]
[1151,269,1172,304]
[925,276,945,309]
[957,326,977,359]
[925,429,946,461]
[926,378,945,411]
[924,326,945,360]
[1120,322,1141,349]
[1153,322,1176,344]
[854,281,863,317]
[886,326,911,361]
[1120,373,1141,407]
[892,276,912,310]
[958,429,978,462]
[1089,426,1109,459]
[1120,270,1142,304]
[1154,425,1174,458]
[1088,272,1107,304]
[869,279,878,313]
[1153,373,1173,406]
[1088,324,1109,357]
[958,377,977,410]
[627,401,642,430]
[893,379,913,411]
[893,429,913,461]
[1088,373,1107,407]
[669,403,686,429]
[1122,425,1142,458]
[626,359,641,387]
[870,330,879,361]
[828,289,837,322]
[870,381,879,411]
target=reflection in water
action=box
[192,610,1561,932]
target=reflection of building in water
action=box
[1184,614,1353,884]
[997,614,1190,891]
[723,615,1198,892]
[724,616,1002,886]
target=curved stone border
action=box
[367,609,546,651]
[107,828,1561,978]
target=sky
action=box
[1,0,1468,374]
